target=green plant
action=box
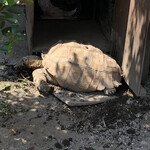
[0,102,10,114]
[0,83,11,91]
[0,0,24,55]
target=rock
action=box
[55,142,62,149]
[62,139,70,147]
[27,147,35,150]
[0,65,9,78]
[126,128,135,134]
[53,85,118,106]
[126,98,133,105]
[136,113,142,118]
[0,51,7,65]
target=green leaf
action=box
[0,5,5,11]
[6,32,13,37]
[16,32,23,36]
[0,2,23,56]
[3,39,10,45]
[6,17,19,24]
[2,27,11,35]
[0,45,8,52]
[11,24,19,33]
[0,15,5,20]
[19,0,34,5]
[2,11,14,18]
[5,0,16,6]
[0,83,11,91]
[7,7,23,14]
[0,30,3,38]
[0,21,5,29]
[14,33,23,42]
[1,103,8,109]
[8,42,14,55]
[0,0,4,3]
[4,1,8,5]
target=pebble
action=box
[55,142,62,149]
[136,113,142,118]
[62,139,70,147]
[126,98,133,105]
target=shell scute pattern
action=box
[42,42,121,92]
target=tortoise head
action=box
[24,55,43,69]
[15,55,43,70]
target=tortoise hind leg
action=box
[102,77,117,95]
[103,78,121,95]
[32,68,54,95]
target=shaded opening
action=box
[142,23,150,82]
[33,0,116,53]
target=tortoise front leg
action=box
[32,68,54,95]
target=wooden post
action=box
[142,24,150,81]
[122,0,150,96]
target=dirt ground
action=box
[0,40,150,150]
[0,12,150,150]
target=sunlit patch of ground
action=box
[0,73,150,149]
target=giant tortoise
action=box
[15,41,122,95]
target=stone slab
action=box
[53,86,118,106]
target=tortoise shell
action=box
[42,42,121,92]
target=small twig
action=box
[20,73,30,80]
[102,117,107,128]
[17,73,34,86]
[113,142,122,150]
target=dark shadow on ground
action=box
[0,68,150,149]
